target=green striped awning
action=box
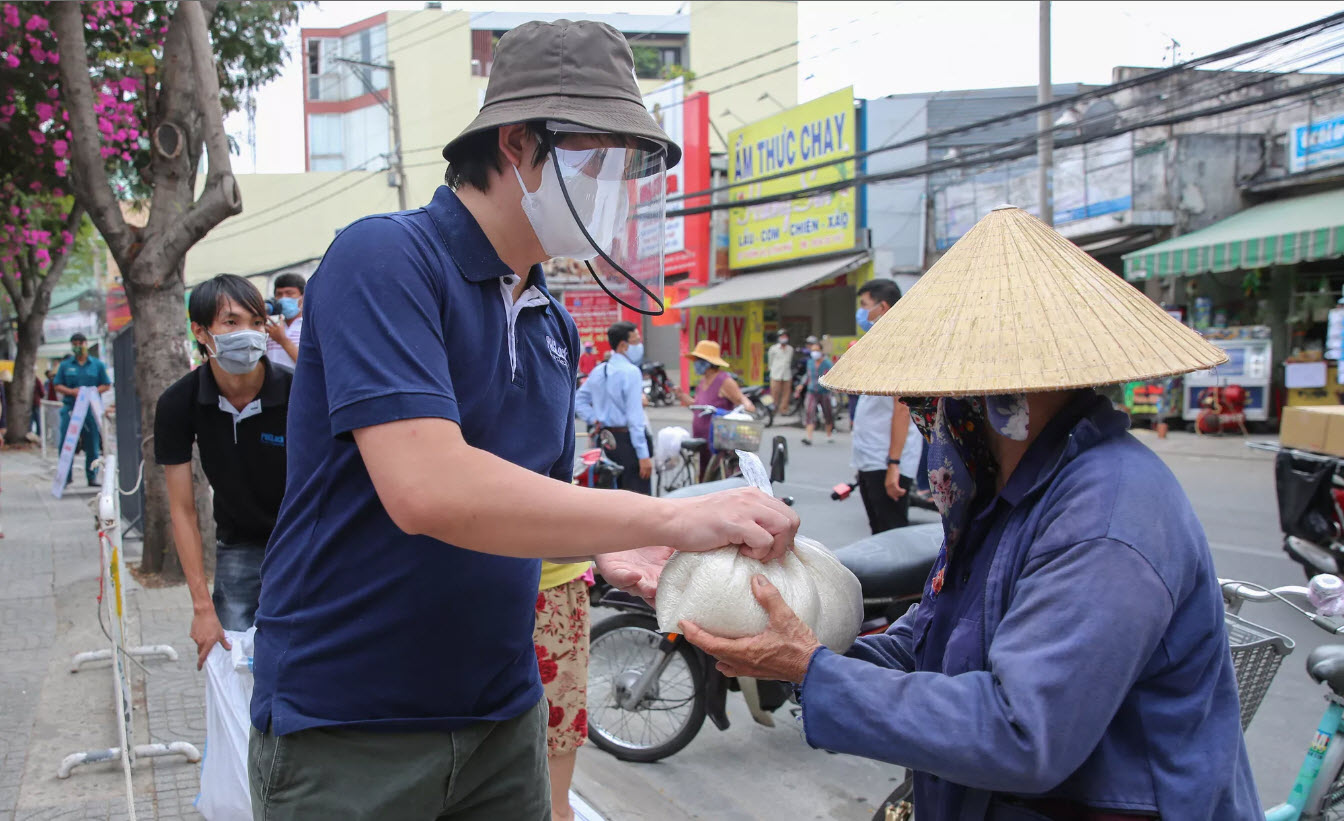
[1122,188,1344,281]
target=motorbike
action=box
[1261,441,1344,580]
[739,383,775,427]
[642,361,677,407]
[585,470,942,762]
[1195,384,1249,436]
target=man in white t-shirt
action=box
[767,331,794,415]
[850,278,923,533]
[264,273,305,370]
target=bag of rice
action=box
[655,452,863,652]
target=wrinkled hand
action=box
[885,465,906,502]
[638,457,653,479]
[680,575,822,683]
[190,608,231,670]
[265,319,287,343]
[666,487,797,562]
[595,546,674,605]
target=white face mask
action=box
[514,155,626,261]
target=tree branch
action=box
[0,267,19,307]
[158,0,241,261]
[51,3,133,264]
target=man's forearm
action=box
[98,384,111,394]
[169,505,214,611]
[889,401,910,461]
[357,420,677,558]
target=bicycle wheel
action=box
[870,773,914,821]
[587,613,707,763]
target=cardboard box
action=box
[1281,405,1344,457]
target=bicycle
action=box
[1221,575,1344,820]
[656,405,764,495]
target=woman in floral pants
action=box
[534,561,592,821]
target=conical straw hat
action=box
[822,205,1227,397]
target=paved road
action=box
[577,407,1323,819]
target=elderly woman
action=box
[681,206,1259,820]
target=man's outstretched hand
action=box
[595,545,675,605]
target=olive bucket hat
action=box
[442,19,682,168]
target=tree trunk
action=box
[4,313,43,444]
[128,275,212,579]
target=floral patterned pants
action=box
[534,575,590,756]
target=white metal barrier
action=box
[57,406,200,819]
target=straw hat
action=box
[822,205,1227,397]
[684,340,731,370]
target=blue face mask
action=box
[625,343,644,365]
[693,359,710,376]
[277,297,301,320]
[856,307,874,332]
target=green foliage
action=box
[631,45,662,79]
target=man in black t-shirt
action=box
[154,275,290,669]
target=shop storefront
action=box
[673,86,866,388]
[1123,187,1344,423]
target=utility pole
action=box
[1037,0,1053,225]
[337,57,407,210]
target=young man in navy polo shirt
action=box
[249,19,798,821]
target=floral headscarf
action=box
[904,394,1030,596]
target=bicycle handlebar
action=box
[1220,577,1344,636]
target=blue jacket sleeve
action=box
[624,367,649,459]
[800,538,1173,794]
[841,602,920,672]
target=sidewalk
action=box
[2,447,204,820]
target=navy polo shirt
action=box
[252,186,579,736]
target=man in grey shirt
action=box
[850,279,923,533]
[767,331,795,415]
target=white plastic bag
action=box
[655,425,691,470]
[196,627,256,821]
[655,453,863,652]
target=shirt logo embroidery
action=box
[260,433,285,447]
[546,336,569,369]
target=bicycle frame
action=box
[1223,578,1344,820]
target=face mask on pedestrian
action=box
[810,350,823,361]
[624,342,644,365]
[204,329,266,375]
[778,336,789,347]
[856,301,887,333]
[693,359,710,376]
[276,297,301,320]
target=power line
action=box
[666,71,1344,219]
[662,10,1344,204]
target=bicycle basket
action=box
[711,415,763,453]
[1225,612,1294,730]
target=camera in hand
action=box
[264,298,280,316]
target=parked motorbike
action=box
[1262,441,1344,580]
[642,361,677,407]
[739,384,775,427]
[585,471,941,761]
[1195,384,1249,436]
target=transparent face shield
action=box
[547,123,668,316]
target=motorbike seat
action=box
[680,437,708,451]
[832,524,943,600]
[1308,645,1344,695]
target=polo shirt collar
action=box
[427,186,554,312]
[197,357,287,409]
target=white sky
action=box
[225,0,1344,174]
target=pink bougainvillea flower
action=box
[3,54,18,69]
[53,159,67,176]
[118,76,137,94]
[29,45,45,62]
[51,139,67,157]
[0,104,15,118]
[27,129,44,145]
[34,102,52,121]
[46,87,58,100]
[3,4,20,27]
[25,13,47,31]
